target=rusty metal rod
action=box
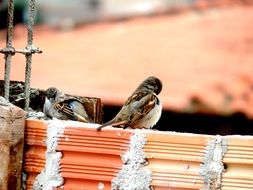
[24,0,36,111]
[3,0,14,101]
[0,47,42,55]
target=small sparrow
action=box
[43,87,93,122]
[97,76,162,130]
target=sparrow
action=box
[97,76,162,130]
[43,87,93,123]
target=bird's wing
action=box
[128,93,158,127]
[54,99,93,123]
[125,90,148,105]
[97,93,158,131]
[54,102,75,117]
[69,100,93,123]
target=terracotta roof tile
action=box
[1,6,253,117]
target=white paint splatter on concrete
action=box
[112,130,152,190]
[32,120,65,190]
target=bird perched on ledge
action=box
[43,87,93,123]
[97,76,162,131]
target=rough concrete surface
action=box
[200,136,228,190]
[32,120,64,190]
[112,130,152,190]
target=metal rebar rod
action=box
[24,0,36,111]
[0,47,42,55]
[3,0,14,101]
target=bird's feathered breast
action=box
[126,93,159,127]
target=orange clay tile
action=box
[59,125,131,189]
[23,120,48,189]
[144,132,212,190]
[222,136,253,190]
[23,119,253,190]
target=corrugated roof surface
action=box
[0,6,253,117]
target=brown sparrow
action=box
[43,87,93,122]
[97,76,162,130]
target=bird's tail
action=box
[74,113,94,123]
[96,120,126,131]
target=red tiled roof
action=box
[0,6,253,117]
